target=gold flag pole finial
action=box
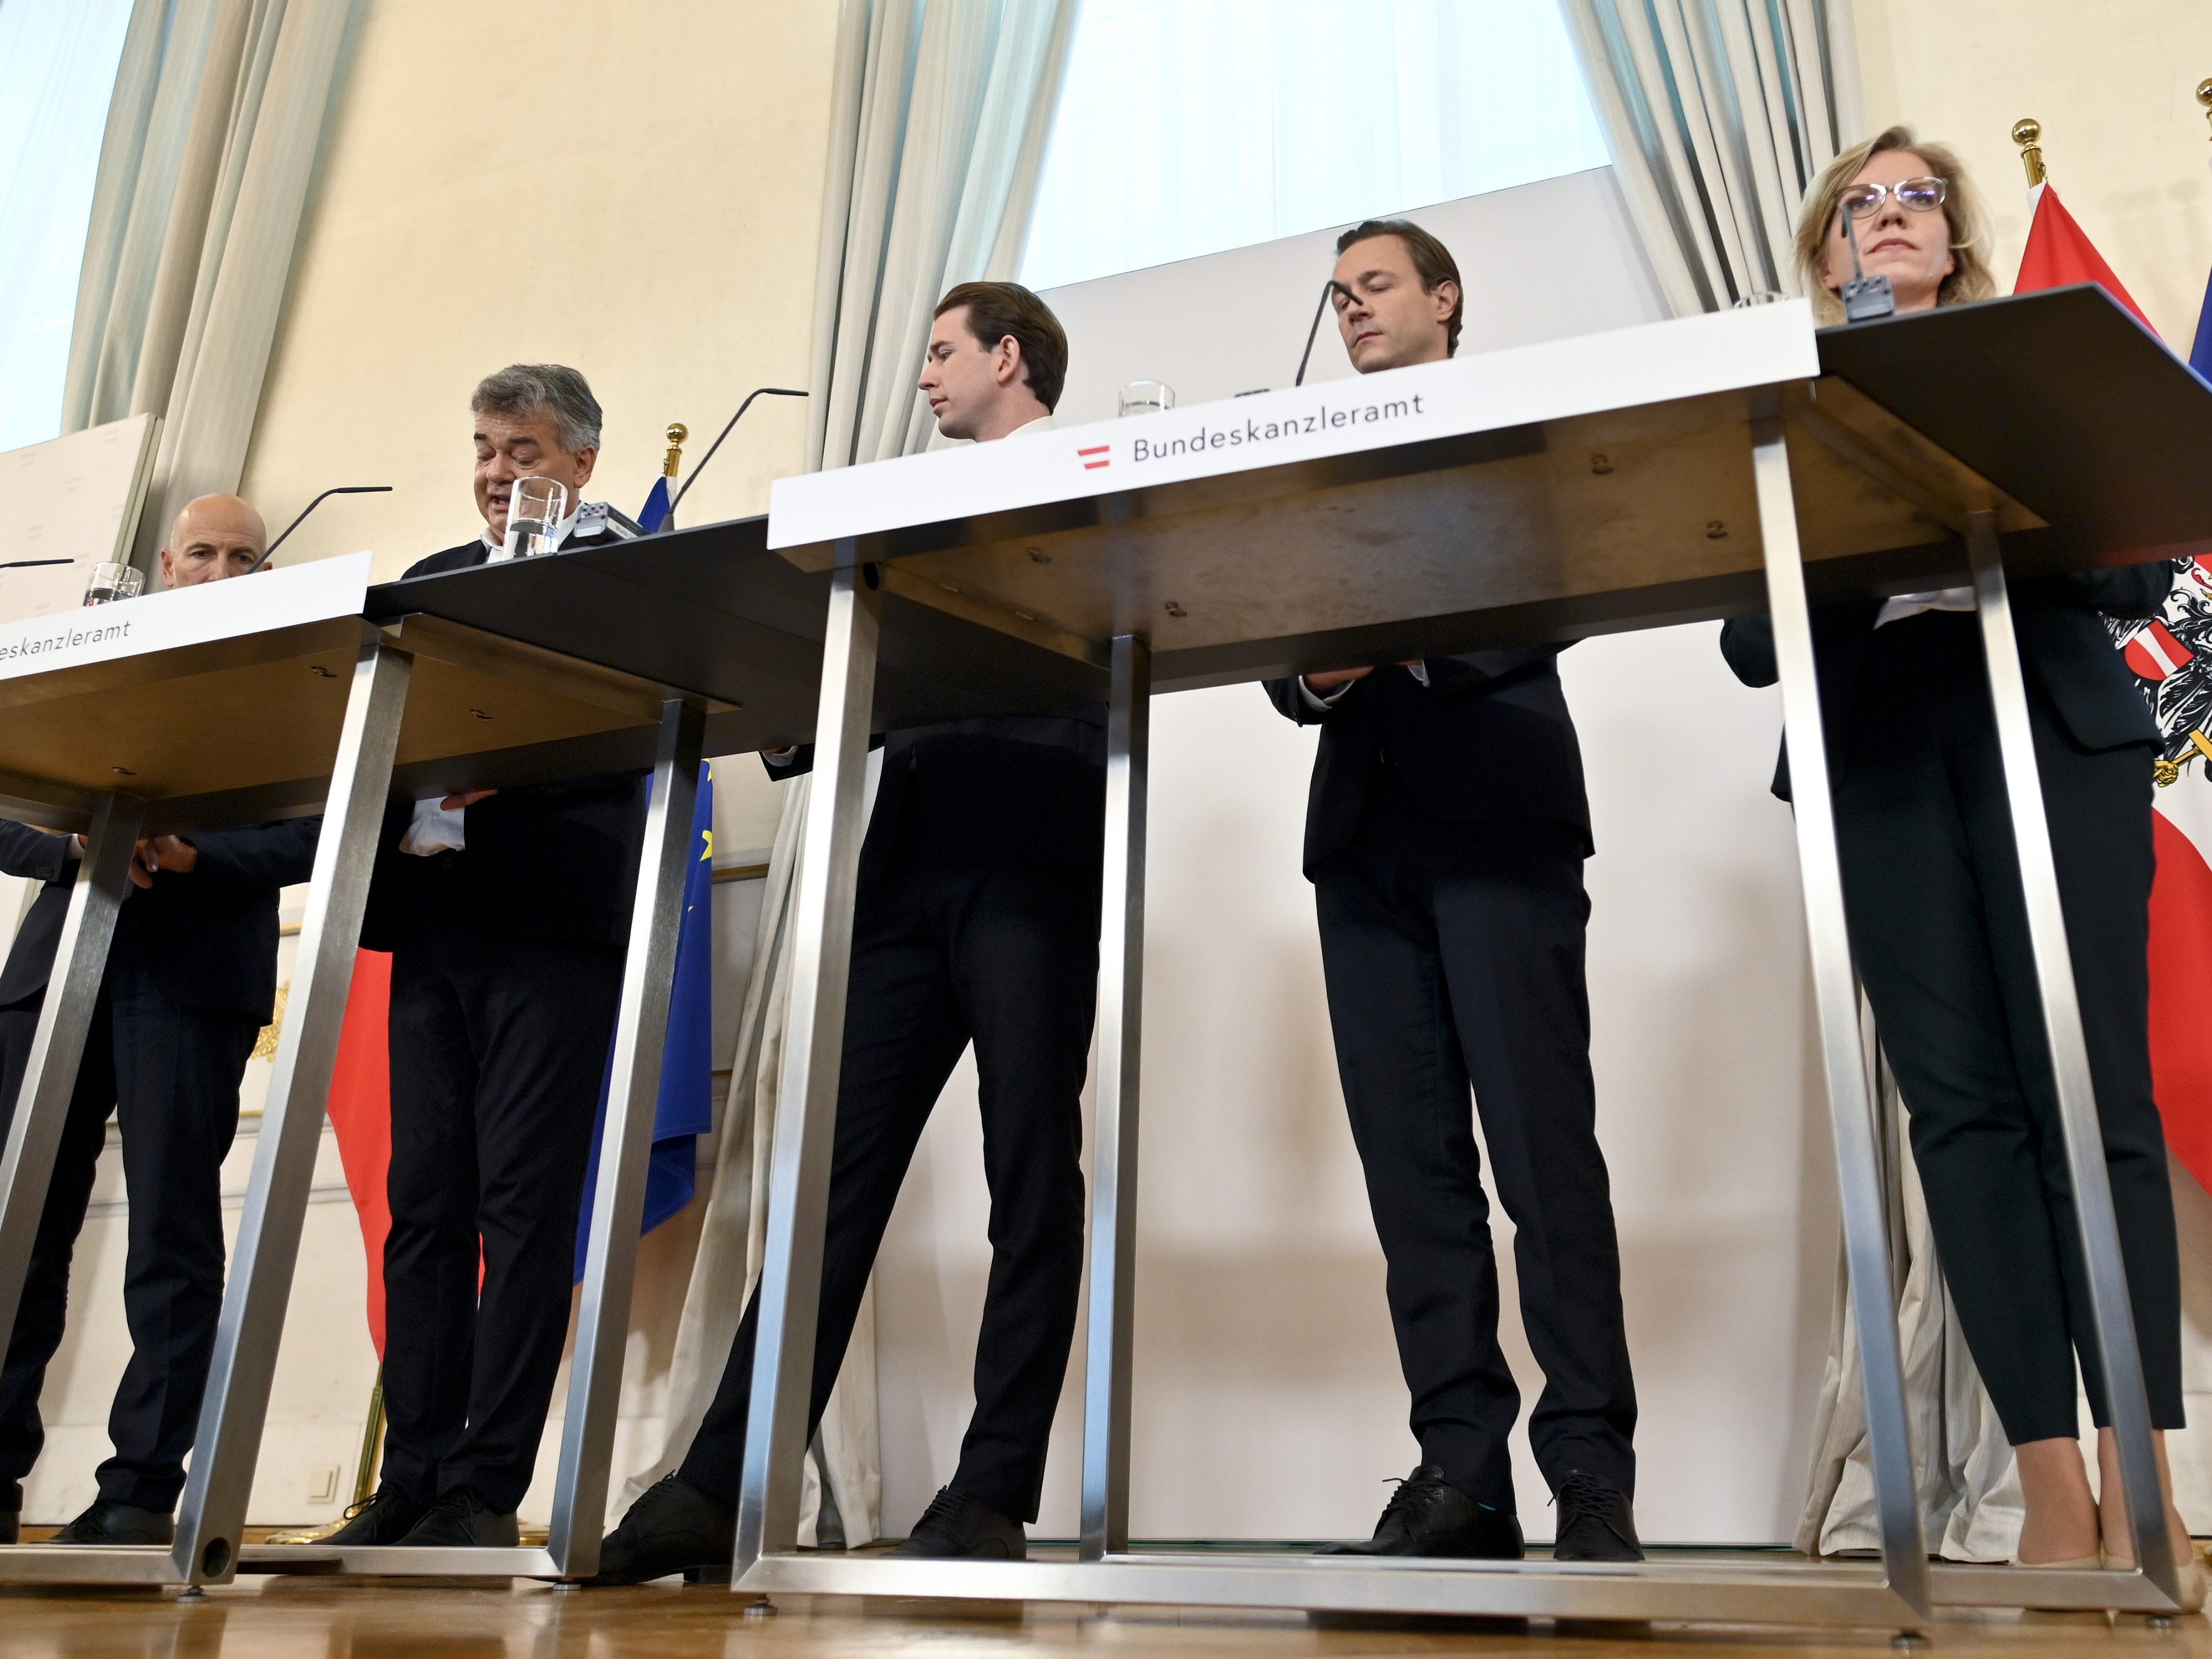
[663,422,687,480]
[2013,118,2045,186]
[2198,79,2212,139]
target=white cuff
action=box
[1299,677,1353,712]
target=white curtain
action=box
[808,0,1078,470]
[1797,1053,2022,1562]
[1020,0,1610,293]
[1557,0,1863,315]
[63,0,356,566]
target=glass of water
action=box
[1118,380,1175,418]
[502,476,569,560]
[83,562,143,605]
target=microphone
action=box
[1294,280,1358,387]
[1838,210,1896,323]
[664,388,808,522]
[0,559,72,572]
[248,485,394,572]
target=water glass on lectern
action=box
[83,562,143,605]
[502,476,568,561]
[1118,380,1175,418]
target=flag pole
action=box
[2013,117,2046,185]
[663,423,687,483]
[2198,79,2211,144]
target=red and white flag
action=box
[2013,185,2212,1189]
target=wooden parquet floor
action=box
[0,1577,2204,1659]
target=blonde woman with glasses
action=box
[1723,127,2195,1596]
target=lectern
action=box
[737,288,2212,1632]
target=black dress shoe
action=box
[322,1485,427,1545]
[1316,1464,1523,1559]
[0,1510,17,1545]
[394,1486,519,1548]
[1551,1470,1643,1562]
[586,1475,736,1585]
[52,1500,174,1545]
[888,1487,1026,1560]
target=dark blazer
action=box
[769,712,1108,889]
[360,531,649,951]
[1264,648,1592,874]
[0,818,320,1020]
[1720,565,2172,799]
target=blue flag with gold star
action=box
[574,760,717,1279]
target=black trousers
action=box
[1311,785,1636,1512]
[0,967,258,1513]
[378,921,623,1512]
[1835,612,2182,1445]
[680,851,1096,1524]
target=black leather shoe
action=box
[52,1500,174,1545]
[888,1487,1026,1560]
[394,1486,519,1547]
[586,1475,736,1585]
[0,1510,17,1545]
[1316,1464,1523,1559]
[1551,1470,1642,1562]
[322,1486,427,1545]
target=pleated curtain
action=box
[630,0,1077,1546]
[1557,0,1863,314]
[64,0,355,567]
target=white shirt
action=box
[1300,661,1428,712]
[1875,586,1975,627]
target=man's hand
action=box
[441,789,498,810]
[1302,667,1374,692]
[129,835,198,889]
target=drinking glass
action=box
[1118,380,1175,418]
[502,476,569,560]
[83,562,143,606]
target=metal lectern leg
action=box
[734,555,880,1581]
[1750,418,1930,1618]
[0,794,144,1349]
[174,639,411,1584]
[1082,635,1150,1560]
[549,697,707,1578]
[1965,512,2180,1605]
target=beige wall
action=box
[1854,0,2212,348]
[240,0,836,580]
[22,0,828,1525]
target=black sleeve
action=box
[0,821,72,884]
[1719,615,1779,688]
[2054,561,2175,622]
[185,817,322,894]
[763,744,814,781]
[1417,644,1567,698]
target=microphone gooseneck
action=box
[1294,281,1358,388]
[665,388,809,522]
[250,484,394,572]
[0,559,73,572]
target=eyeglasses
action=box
[1837,177,1947,222]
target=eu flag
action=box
[574,760,717,1280]
[639,474,675,535]
[2193,268,2212,383]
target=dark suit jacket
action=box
[0,818,320,1021]
[359,531,650,951]
[1264,647,1592,875]
[769,712,1108,889]
[1719,565,2171,800]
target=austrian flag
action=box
[2014,184,2212,1190]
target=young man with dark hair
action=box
[1268,221,1642,1563]
[592,281,1101,1578]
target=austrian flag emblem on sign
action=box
[1077,444,1109,471]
